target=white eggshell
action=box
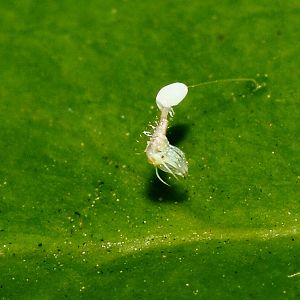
[156,82,188,109]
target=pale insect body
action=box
[145,83,189,185]
[145,78,261,185]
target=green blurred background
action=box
[0,0,300,299]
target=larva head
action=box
[147,144,188,178]
[156,82,188,110]
[158,144,188,177]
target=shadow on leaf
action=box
[146,172,189,203]
[167,123,190,145]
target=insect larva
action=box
[145,78,261,185]
[145,83,189,185]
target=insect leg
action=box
[155,167,170,186]
[161,161,179,180]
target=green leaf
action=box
[1,0,300,299]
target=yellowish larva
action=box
[145,78,261,185]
